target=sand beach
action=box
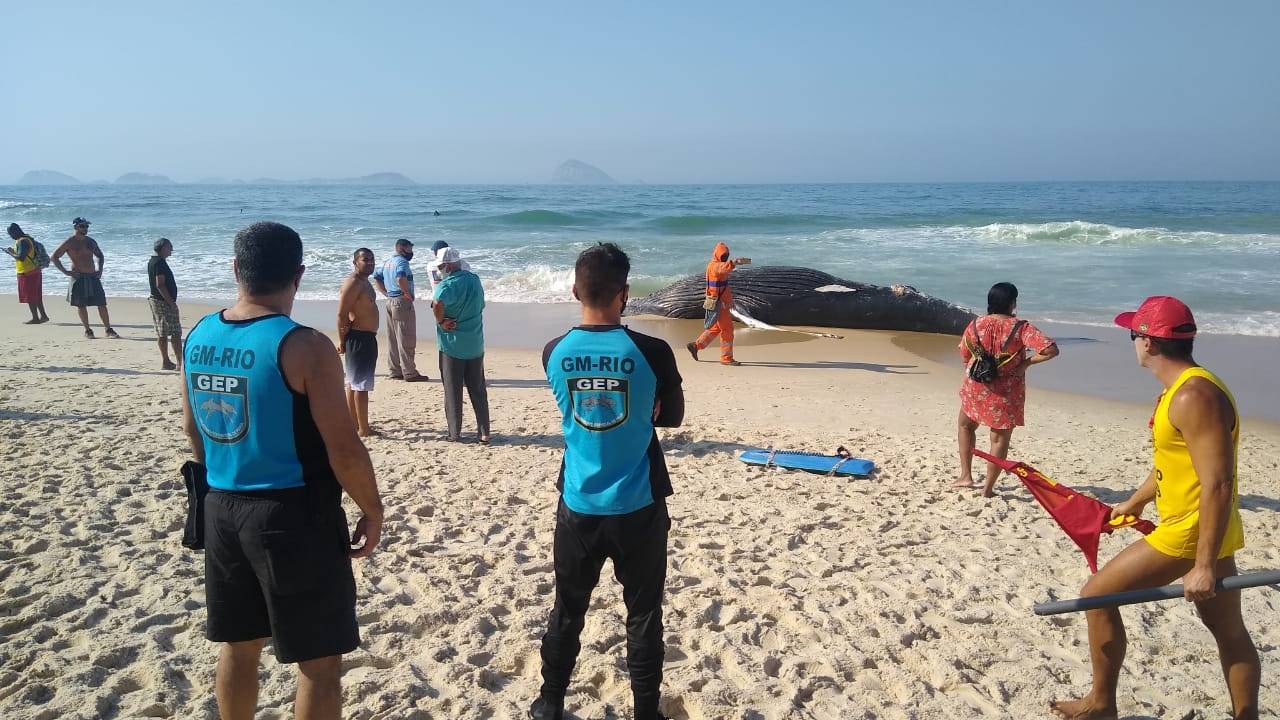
[1,297,1278,719]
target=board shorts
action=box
[204,488,359,663]
[344,329,378,391]
[16,269,41,304]
[148,297,182,338]
[67,273,107,307]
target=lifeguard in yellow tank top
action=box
[1145,366,1245,559]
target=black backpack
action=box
[965,319,1026,384]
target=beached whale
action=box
[625,266,976,335]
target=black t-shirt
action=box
[148,256,177,300]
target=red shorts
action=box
[16,270,42,304]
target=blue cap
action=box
[429,240,449,253]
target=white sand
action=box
[1,298,1278,719]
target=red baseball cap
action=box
[1113,296,1197,339]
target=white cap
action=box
[436,247,461,264]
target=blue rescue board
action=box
[739,449,875,477]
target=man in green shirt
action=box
[431,246,489,443]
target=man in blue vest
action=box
[181,221,384,720]
[531,242,684,720]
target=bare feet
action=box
[161,360,177,371]
[84,328,95,339]
[24,318,39,324]
[105,328,121,339]
[1049,697,1118,720]
[951,476,976,488]
[358,428,382,438]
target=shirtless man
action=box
[338,248,380,436]
[52,217,118,338]
[1050,296,1260,720]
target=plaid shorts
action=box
[149,297,182,338]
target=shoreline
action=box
[9,293,1278,425]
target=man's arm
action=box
[335,277,358,352]
[396,274,414,302]
[179,371,205,464]
[155,273,176,304]
[638,335,684,427]
[1112,468,1157,520]
[51,240,73,276]
[1173,379,1237,601]
[281,329,384,557]
[90,238,104,276]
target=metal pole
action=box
[1034,570,1280,616]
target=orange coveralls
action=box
[693,242,737,363]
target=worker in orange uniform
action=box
[686,242,751,366]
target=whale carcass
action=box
[624,266,975,335]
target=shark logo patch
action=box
[567,377,629,431]
[191,372,249,443]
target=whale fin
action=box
[730,308,844,339]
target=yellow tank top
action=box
[13,237,37,274]
[1146,366,1244,559]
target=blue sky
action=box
[5,0,1278,183]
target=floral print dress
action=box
[958,315,1054,430]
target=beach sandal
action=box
[478,436,491,445]
[721,359,742,366]
[105,328,121,339]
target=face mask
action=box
[404,251,414,261]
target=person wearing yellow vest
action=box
[685,241,750,366]
[1051,296,1259,720]
[5,223,49,324]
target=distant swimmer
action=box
[1050,296,1259,720]
[686,241,750,366]
[51,217,118,339]
[434,210,440,216]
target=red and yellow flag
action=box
[972,449,1156,572]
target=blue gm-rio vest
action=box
[185,311,335,493]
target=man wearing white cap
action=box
[431,246,489,443]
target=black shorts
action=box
[343,329,378,391]
[204,489,358,663]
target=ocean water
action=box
[2,182,1278,336]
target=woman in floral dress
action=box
[956,282,1059,496]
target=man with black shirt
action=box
[148,238,182,369]
[530,243,684,720]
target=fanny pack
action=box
[965,319,1025,384]
[181,461,209,550]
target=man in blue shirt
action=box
[371,238,426,381]
[531,243,684,720]
[431,246,489,442]
[181,221,384,719]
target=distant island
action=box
[549,159,615,185]
[116,172,174,185]
[16,170,81,185]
